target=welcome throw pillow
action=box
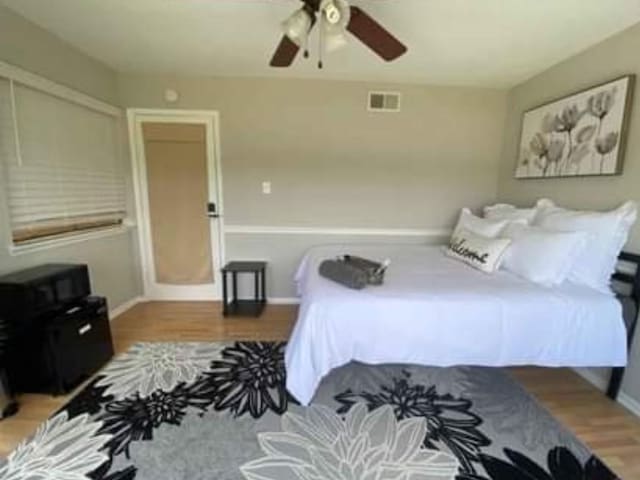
[447,228,512,273]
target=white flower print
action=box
[95,342,222,399]
[0,411,111,480]
[241,403,460,480]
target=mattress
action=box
[285,244,628,405]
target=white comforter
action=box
[285,245,628,405]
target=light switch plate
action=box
[262,181,271,194]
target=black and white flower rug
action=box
[0,342,620,480]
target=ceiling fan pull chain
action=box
[303,26,309,59]
[318,16,324,69]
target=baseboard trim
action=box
[269,297,300,305]
[225,225,450,238]
[109,296,297,312]
[109,295,145,320]
[573,367,640,417]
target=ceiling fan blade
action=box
[301,0,321,11]
[347,6,407,61]
[270,36,300,67]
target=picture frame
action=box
[515,74,635,179]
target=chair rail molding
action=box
[224,225,451,237]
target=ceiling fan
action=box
[270,0,407,68]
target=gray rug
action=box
[0,342,620,480]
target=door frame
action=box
[127,108,225,300]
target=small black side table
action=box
[221,261,267,317]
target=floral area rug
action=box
[0,342,620,480]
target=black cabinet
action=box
[43,297,114,394]
[0,264,114,395]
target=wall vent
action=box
[368,91,401,112]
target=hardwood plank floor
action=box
[1,301,639,478]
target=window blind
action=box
[0,79,126,245]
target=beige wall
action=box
[0,6,118,104]
[498,22,640,250]
[497,22,640,405]
[0,6,142,310]
[118,75,507,228]
[119,74,507,296]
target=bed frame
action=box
[607,251,640,400]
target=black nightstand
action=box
[221,261,267,317]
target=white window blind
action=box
[0,78,126,245]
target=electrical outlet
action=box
[262,181,271,194]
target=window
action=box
[0,78,127,246]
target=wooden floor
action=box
[2,301,640,478]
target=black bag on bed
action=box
[319,260,368,289]
[318,255,385,289]
[342,255,385,285]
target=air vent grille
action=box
[368,91,401,112]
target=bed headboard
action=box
[607,251,640,399]
[614,251,640,314]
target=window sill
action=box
[8,223,136,256]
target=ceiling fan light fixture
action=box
[319,0,350,51]
[281,7,313,47]
[324,2,341,24]
[321,0,350,25]
[270,0,407,68]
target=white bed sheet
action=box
[285,245,627,405]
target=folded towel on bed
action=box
[318,255,385,289]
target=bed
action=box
[285,244,638,406]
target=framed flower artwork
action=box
[515,75,635,179]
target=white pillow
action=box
[447,227,511,273]
[484,203,537,224]
[454,208,509,238]
[534,199,638,293]
[501,223,587,287]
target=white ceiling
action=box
[3,0,640,88]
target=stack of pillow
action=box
[446,199,637,292]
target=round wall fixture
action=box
[164,88,179,103]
